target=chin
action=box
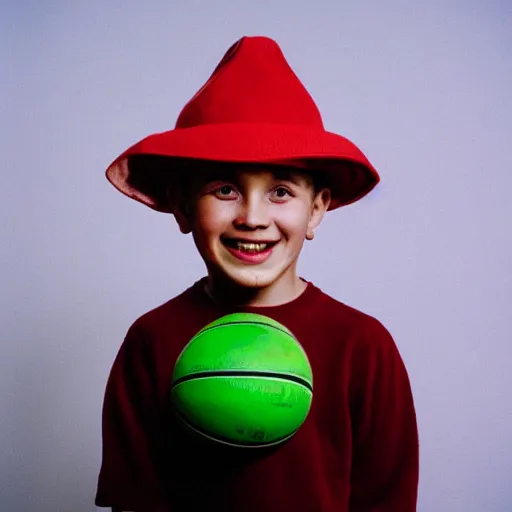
[222,266,281,289]
[204,245,296,291]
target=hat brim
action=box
[106,123,380,213]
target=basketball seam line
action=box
[172,370,313,391]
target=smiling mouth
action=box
[222,239,278,253]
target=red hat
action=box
[106,36,380,213]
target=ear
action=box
[306,188,331,240]
[166,184,193,234]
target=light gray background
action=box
[2,1,511,511]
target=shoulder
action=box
[121,279,209,351]
[306,282,398,354]
[110,280,214,393]
[320,291,407,383]
[133,282,198,330]
[308,287,412,396]
[309,283,390,332]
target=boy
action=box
[96,36,419,511]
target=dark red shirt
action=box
[96,279,419,511]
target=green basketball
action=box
[170,313,313,448]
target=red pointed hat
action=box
[106,36,380,212]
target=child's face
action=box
[173,166,330,296]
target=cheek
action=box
[275,207,311,238]
[193,199,233,237]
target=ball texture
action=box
[170,313,313,448]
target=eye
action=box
[220,185,233,195]
[213,184,237,199]
[272,186,293,201]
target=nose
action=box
[233,192,270,230]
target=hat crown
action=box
[176,36,324,129]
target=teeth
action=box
[236,242,269,252]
